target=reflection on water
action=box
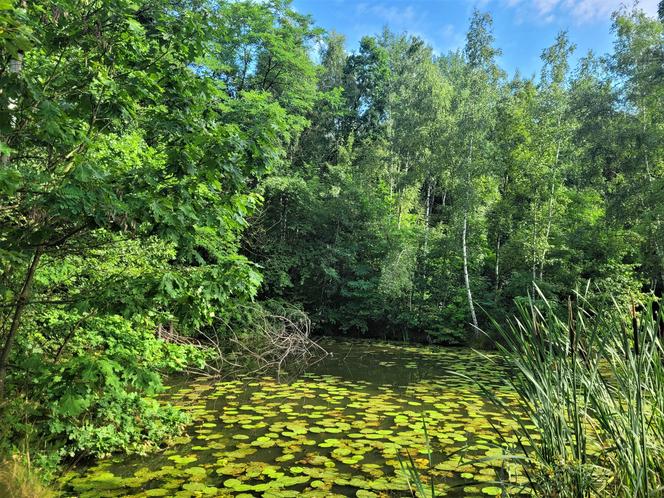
[59,339,529,497]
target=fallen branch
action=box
[171,304,327,381]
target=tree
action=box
[448,10,502,333]
[610,6,664,289]
[0,0,301,458]
[533,32,576,282]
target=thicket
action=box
[0,0,316,474]
[0,0,662,484]
[248,4,663,343]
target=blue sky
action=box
[291,0,660,77]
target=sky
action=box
[291,0,661,77]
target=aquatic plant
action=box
[481,288,664,497]
[0,454,55,498]
[397,416,436,497]
[58,342,529,497]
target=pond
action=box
[59,339,531,497]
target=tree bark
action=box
[0,247,42,397]
[462,209,479,334]
[540,117,562,280]
[462,135,479,336]
[494,235,501,292]
[423,179,434,254]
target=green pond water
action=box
[59,339,531,497]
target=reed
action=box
[0,454,55,498]
[482,288,663,497]
[397,415,437,497]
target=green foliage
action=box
[201,0,322,119]
[0,1,33,61]
[251,5,659,344]
[2,312,210,459]
[479,290,664,497]
[1,0,663,491]
[0,0,312,471]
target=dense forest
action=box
[0,0,662,496]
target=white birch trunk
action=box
[462,135,479,334]
[540,137,561,280]
[462,209,479,333]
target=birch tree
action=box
[449,11,502,333]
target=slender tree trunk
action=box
[1,44,24,165]
[494,235,501,292]
[531,203,538,288]
[540,120,562,280]
[462,209,479,334]
[495,172,509,294]
[397,188,402,230]
[279,194,286,244]
[462,136,478,335]
[421,178,436,296]
[423,179,435,254]
[396,160,411,230]
[0,247,42,397]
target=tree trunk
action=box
[495,172,509,293]
[540,121,562,280]
[462,135,478,335]
[280,193,286,244]
[423,179,435,254]
[0,247,42,397]
[531,204,538,287]
[1,45,24,165]
[494,235,501,292]
[462,209,479,334]
[397,190,402,229]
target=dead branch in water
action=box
[164,304,327,381]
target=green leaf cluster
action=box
[0,0,316,467]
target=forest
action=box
[0,0,662,497]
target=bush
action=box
[1,314,211,464]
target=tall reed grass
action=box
[0,454,55,498]
[482,288,663,497]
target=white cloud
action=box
[352,2,452,54]
[355,2,418,25]
[441,23,456,38]
[496,0,660,24]
[534,0,559,16]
